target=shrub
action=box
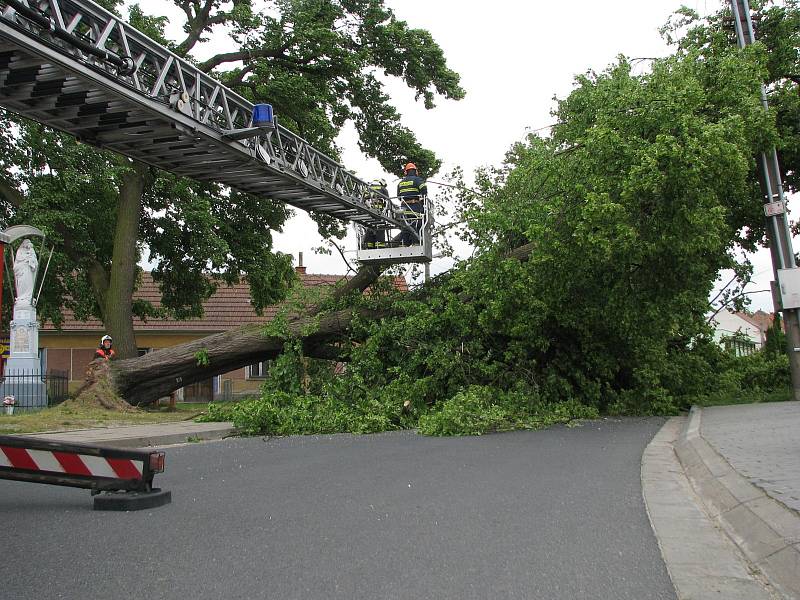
[198,390,398,436]
[418,386,599,436]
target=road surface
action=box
[2,418,675,600]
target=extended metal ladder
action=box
[0,0,416,237]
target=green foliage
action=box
[194,348,210,367]
[292,5,800,424]
[663,0,800,194]
[198,384,598,437]
[261,340,335,396]
[417,386,599,436]
[0,0,463,347]
[220,0,465,177]
[764,313,786,357]
[688,351,791,407]
[198,390,399,436]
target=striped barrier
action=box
[0,435,171,510]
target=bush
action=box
[682,350,792,407]
[198,390,399,436]
[418,386,599,436]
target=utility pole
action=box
[730,0,800,401]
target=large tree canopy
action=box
[330,44,776,417]
[233,1,798,420]
[0,0,464,357]
[33,2,800,431]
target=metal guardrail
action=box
[0,0,409,232]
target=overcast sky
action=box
[156,0,782,311]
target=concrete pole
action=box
[730,0,800,401]
[0,241,4,374]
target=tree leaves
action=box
[0,0,464,337]
[321,8,797,415]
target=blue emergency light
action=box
[252,103,274,127]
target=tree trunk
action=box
[103,161,148,359]
[77,261,390,406]
[111,307,383,405]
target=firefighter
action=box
[94,335,116,360]
[363,179,389,250]
[397,162,427,246]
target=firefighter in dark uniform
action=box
[363,179,389,249]
[397,162,427,246]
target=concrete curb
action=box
[19,421,237,448]
[675,406,800,600]
[642,417,774,599]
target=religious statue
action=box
[13,239,38,307]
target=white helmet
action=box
[101,335,112,344]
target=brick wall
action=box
[72,349,96,381]
[47,348,71,376]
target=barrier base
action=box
[93,488,172,511]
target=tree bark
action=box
[112,307,384,405]
[80,261,390,406]
[102,161,148,359]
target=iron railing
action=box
[0,369,69,411]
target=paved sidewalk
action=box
[672,402,800,600]
[17,420,236,448]
[642,417,773,599]
[702,402,800,513]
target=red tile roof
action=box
[743,310,776,334]
[42,271,407,333]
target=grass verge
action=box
[0,402,208,435]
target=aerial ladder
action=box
[0,0,432,264]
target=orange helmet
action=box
[403,162,417,174]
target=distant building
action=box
[743,310,778,339]
[39,261,407,401]
[709,308,769,356]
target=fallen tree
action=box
[76,243,537,408]
[74,3,800,417]
[76,264,388,406]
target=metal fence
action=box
[0,370,69,411]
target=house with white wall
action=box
[709,308,765,356]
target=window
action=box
[247,360,272,379]
[723,337,757,357]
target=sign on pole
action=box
[764,201,786,217]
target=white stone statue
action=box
[13,239,38,307]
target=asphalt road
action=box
[2,418,675,600]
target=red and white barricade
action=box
[0,435,170,510]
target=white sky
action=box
[153,0,785,312]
